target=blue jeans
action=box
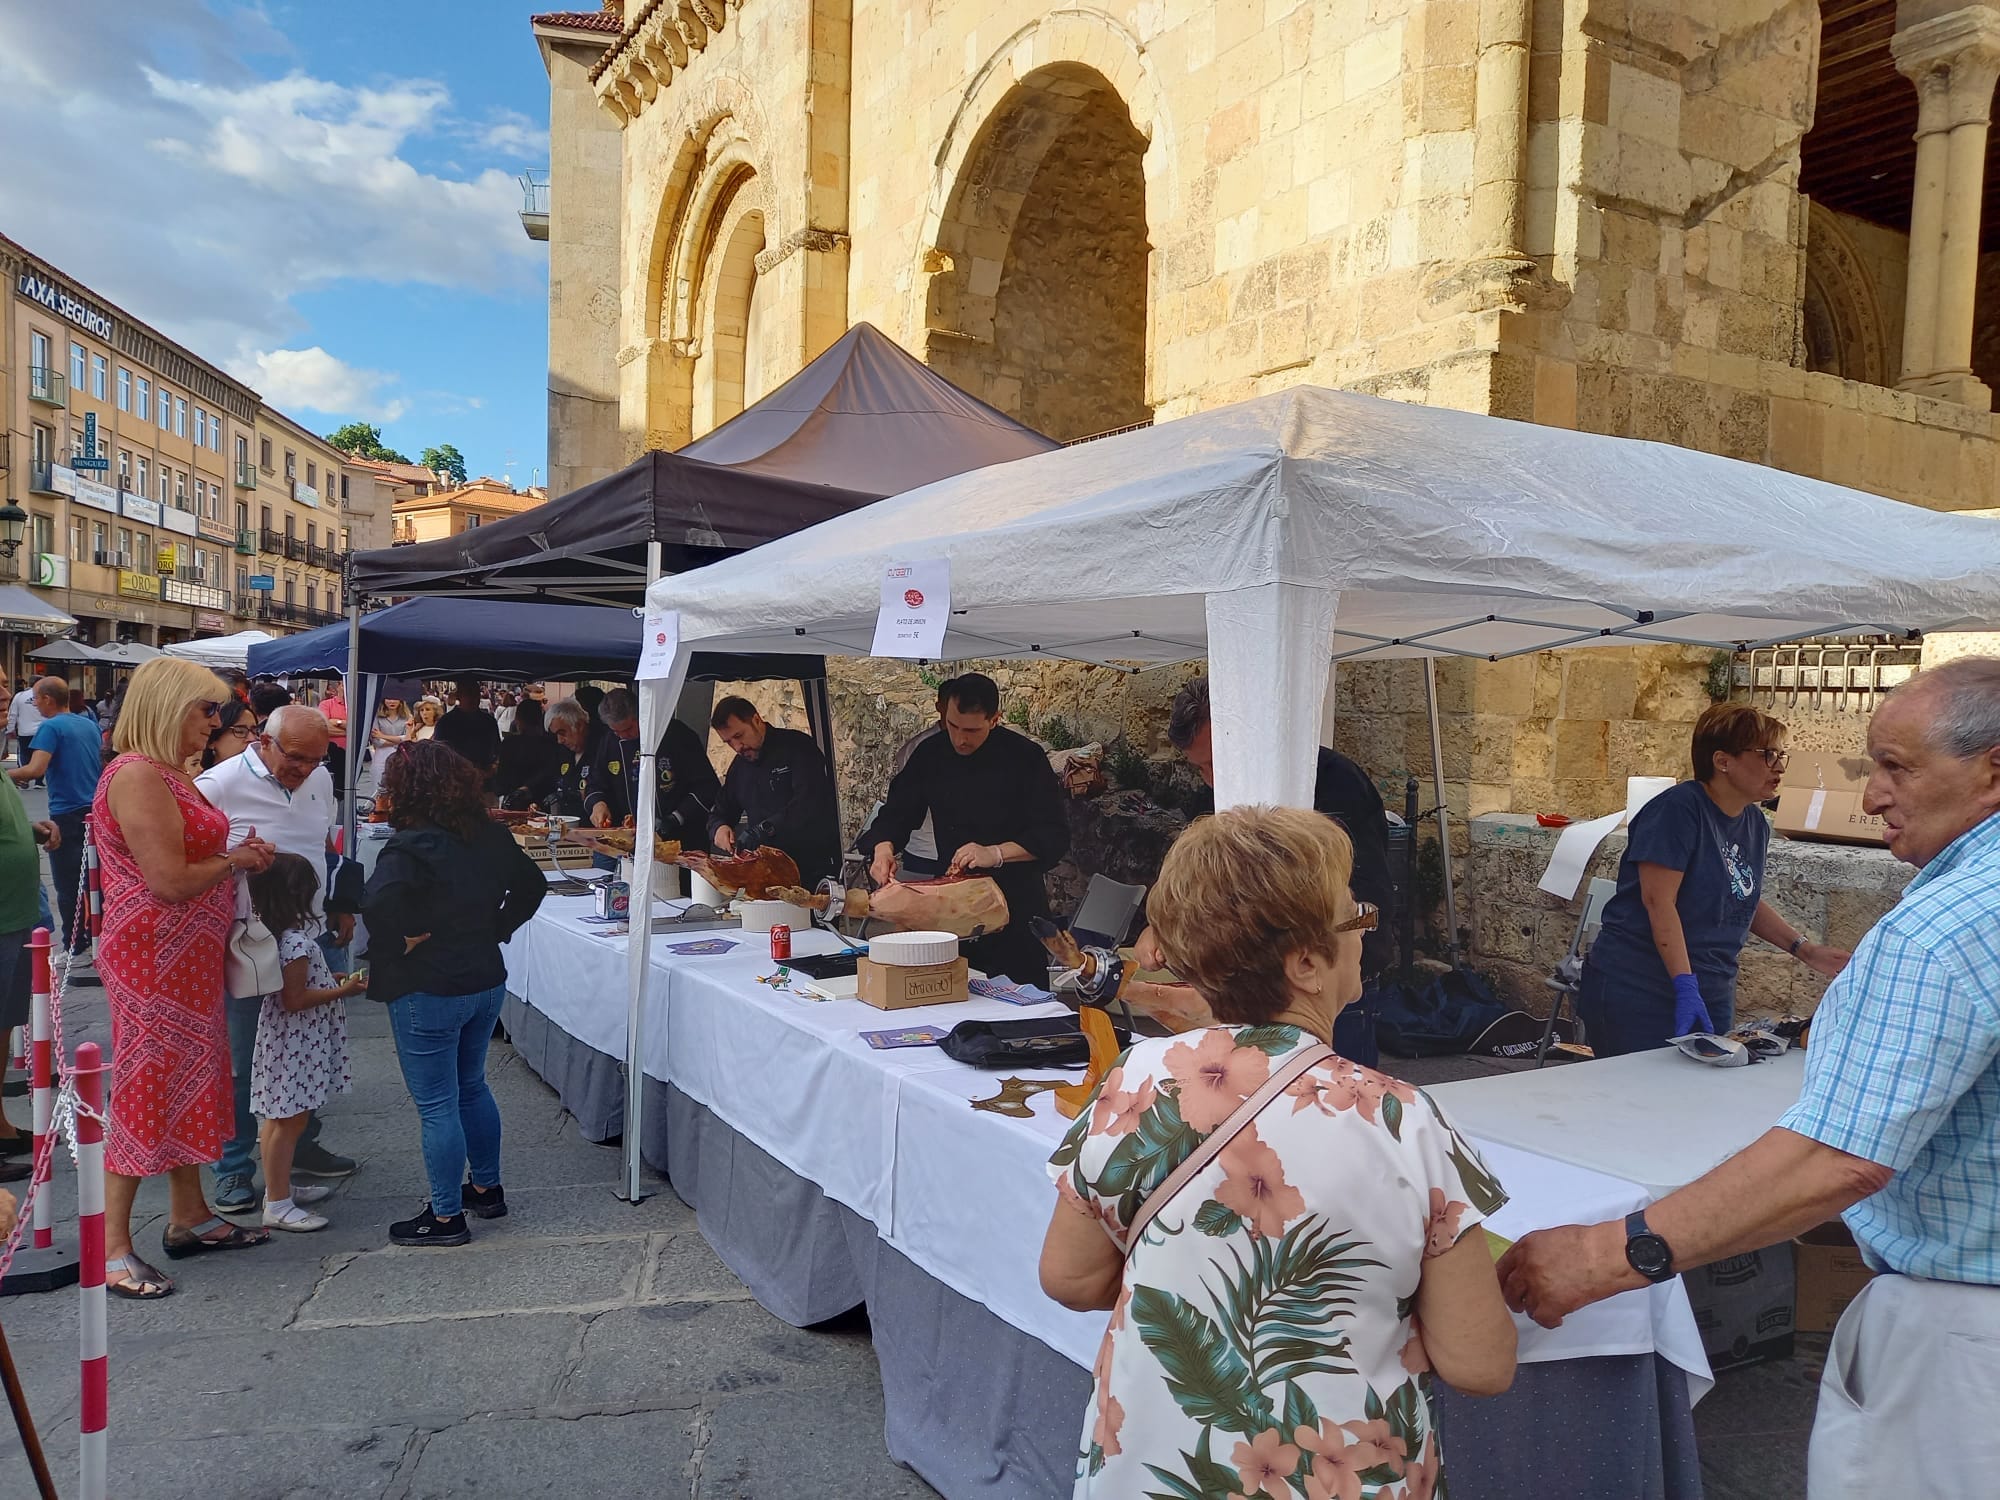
[48,809,87,959]
[387,984,506,1218]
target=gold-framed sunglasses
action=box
[1333,901,1380,935]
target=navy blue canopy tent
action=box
[246,596,820,684]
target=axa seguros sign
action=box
[17,271,114,340]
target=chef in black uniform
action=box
[1138,677,1396,979]
[542,698,593,817]
[586,687,721,844]
[861,673,1070,985]
[706,696,841,885]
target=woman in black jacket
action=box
[364,740,546,1246]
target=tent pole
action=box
[620,542,666,1205]
[1423,657,1461,965]
[343,591,362,858]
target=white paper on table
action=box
[637,606,680,680]
[1625,776,1675,820]
[1537,810,1627,901]
[871,559,950,658]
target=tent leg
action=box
[803,678,839,846]
[620,543,667,1206]
[1423,658,1461,965]
[343,597,362,856]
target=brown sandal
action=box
[105,1253,174,1300]
[162,1217,271,1260]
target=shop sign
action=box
[47,464,77,497]
[196,611,225,630]
[34,553,68,588]
[162,579,227,611]
[162,507,198,537]
[70,475,117,514]
[294,483,319,508]
[156,543,178,574]
[122,490,161,525]
[247,574,275,591]
[117,570,161,600]
[17,271,115,340]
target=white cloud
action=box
[0,0,543,423]
[241,347,407,423]
[475,108,545,159]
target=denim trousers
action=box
[47,809,87,959]
[387,984,506,1218]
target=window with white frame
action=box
[136,534,151,573]
[70,342,85,391]
[157,386,170,428]
[158,470,170,505]
[194,409,205,447]
[174,397,186,437]
[174,471,186,507]
[117,368,131,411]
[136,456,149,493]
[118,449,131,486]
[136,376,150,418]
[91,355,106,401]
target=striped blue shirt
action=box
[1778,811,2000,1283]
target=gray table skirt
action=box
[505,994,1706,1500]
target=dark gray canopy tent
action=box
[347,322,1058,606]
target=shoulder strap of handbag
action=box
[1123,1041,1333,1256]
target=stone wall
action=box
[1464,813,1912,1022]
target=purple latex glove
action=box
[1672,973,1714,1036]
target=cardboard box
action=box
[1793,1220,1877,1333]
[1685,1244,1796,1372]
[856,955,970,1010]
[1774,752,1887,847]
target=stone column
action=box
[1893,6,2000,409]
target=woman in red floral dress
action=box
[93,658,275,1299]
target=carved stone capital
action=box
[754,226,852,275]
[1893,7,2000,126]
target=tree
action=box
[420,443,469,487]
[325,422,410,464]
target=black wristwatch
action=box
[1623,1210,1677,1283]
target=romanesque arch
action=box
[1801,202,1889,386]
[912,14,1175,442]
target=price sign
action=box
[871,559,949,659]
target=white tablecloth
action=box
[503,902,1713,1394]
[1427,1047,1805,1198]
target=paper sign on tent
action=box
[637,607,680,680]
[871,559,950,659]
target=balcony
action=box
[307,542,332,570]
[29,462,63,496]
[235,461,257,490]
[519,169,550,241]
[27,367,67,407]
[233,594,257,618]
[260,526,284,555]
[234,529,255,556]
[284,536,308,563]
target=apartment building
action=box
[0,232,353,679]
[389,476,546,545]
[238,408,349,635]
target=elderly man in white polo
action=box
[1498,656,2000,1498]
[196,705,359,1214]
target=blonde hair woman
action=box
[94,658,277,1298]
[371,697,413,750]
[411,698,443,741]
[1041,807,1516,1498]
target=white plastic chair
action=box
[1537,877,1617,1067]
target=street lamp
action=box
[0,502,26,559]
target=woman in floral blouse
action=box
[1041,806,1517,1500]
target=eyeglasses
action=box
[1752,748,1790,771]
[194,699,225,719]
[222,724,257,741]
[1333,901,1380,935]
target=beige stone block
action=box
[1343,23,1404,100]
[1606,60,1681,149]
[1206,97,1257,166]
[1307,171,1353,236]
[1553,717,1609,781]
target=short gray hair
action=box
[598,688,637,725]
[264,704,328,742]
[1903,656,2000,759]
[547,699,589,732]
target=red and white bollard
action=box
[30,928,53,1251]
[74,1040,107,1500]
[84,831,102,940]
[0,928,79,1296]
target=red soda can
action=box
[769,924,792,962]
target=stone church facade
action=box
[530,0,2000,829]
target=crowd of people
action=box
[0,650,1995,1499]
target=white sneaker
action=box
[291,1183,333,1206]
[263,1202,327,1233]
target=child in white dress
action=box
[247,853,365,1232]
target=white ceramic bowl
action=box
[867,930,960,967]
[738,899,812,933]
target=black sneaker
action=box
[389,1204,470,1247]
[292,1140,357,1179]
[462,1181,507,1220]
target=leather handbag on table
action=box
[940,1013,1132,1070]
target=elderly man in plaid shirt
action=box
[1499,656,2000,1498]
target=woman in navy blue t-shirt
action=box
[1576,703,1851,1056]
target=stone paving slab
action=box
[297,1238,648,1325]
[695,1387,937,1499]
[556,1302,882,1409]
[405,1411,697,1500]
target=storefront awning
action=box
[0,586,78,636]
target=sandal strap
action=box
[105,1254,172,1291]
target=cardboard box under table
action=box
[1794,1219,1878,1333]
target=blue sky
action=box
[0,0,555,486]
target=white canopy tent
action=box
[162,629,275,671]
[610,385,2000,1198]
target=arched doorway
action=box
[693,188,768,433]
[924,65,1152,442]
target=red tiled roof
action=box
[531,9,621,33]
